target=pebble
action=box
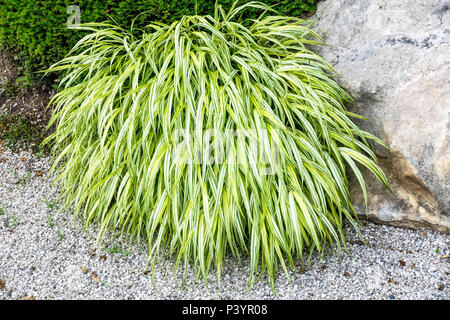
[0,148,449,299]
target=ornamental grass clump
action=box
[44,2,389,288]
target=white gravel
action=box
[0,147,449,300]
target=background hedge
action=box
[0,0,318,80]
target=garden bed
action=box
[0,147,448,299]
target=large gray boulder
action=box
[313,0,450,232]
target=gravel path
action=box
[0,148,449,300]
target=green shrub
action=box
[44,2,389,288]
[0,0,318,79]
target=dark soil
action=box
[0,50,54,152]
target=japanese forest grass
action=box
[43,2,390,289]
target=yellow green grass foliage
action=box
[44,2,389,289]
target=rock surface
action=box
[313,0,450,232]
